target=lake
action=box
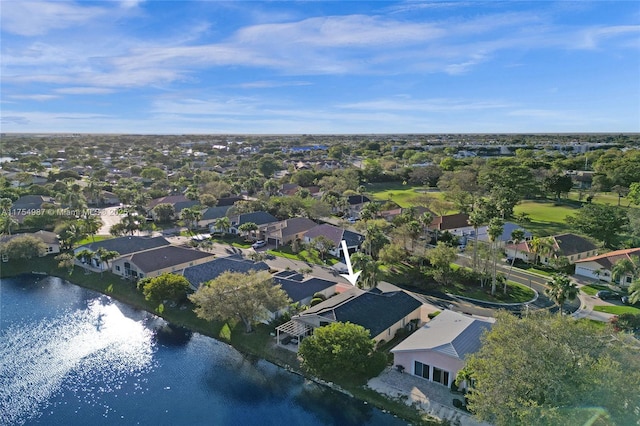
[0,275,408,426]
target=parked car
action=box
[622,295,639,306]
[596,290,619,300]
[251,240,266,249]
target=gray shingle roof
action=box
[79,236,170,256]
[201,205,232,221]
[129,246,214,273]
[304,224,364,247]
[233,211,279,226]
[272,271,336,303]
[553,233,597,256]
[300,288,423,338]
[181,256,269,288]
[392,310,494,360]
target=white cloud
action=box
[1,1,108,36]
[55,87,115,95]
[9,94,58,101]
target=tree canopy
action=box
[566,204,628,248]
[140,273,192,305]
[189,270,290,333]
[298,321,376,380]
[0,235,47,260]
[462,311,640,426]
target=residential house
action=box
[429,213,470,234]
[212,211,279,239]
[346,194,371,218]
[74,236,171,272]
[0,230,60,259]
[272,270,337,308]
[111,245,215,280]
[505,233,598,266]
[574,248,640,286]
[264,217,317,247]
[276,286,425,348]
[391,310,494,389]
[10,195,56,223]
[197,205,232,229]
[147,194,199,221]
[180,255,270,289]
[452,222,532,247]
[303,223,364,258]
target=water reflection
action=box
[0,295,155,425]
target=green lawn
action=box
[449,280,536,304]
[593,305,640,315]
[267,246,339,266]
[580,283,612,296]
[76,235,112,246]
[365,182,447,208]
[513,200,579,237]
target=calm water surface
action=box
[0,275,408,426]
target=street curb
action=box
[447,288,539,307]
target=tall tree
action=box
[467,210,486,269]
[0,235,47,260]
[529,236,555,266]
[309,235,335,261]
[504,228,526,291]
[0,214,19,236]
[189,270,290,333]
[426,242,458,286]
[462,311,640,426]
[214,216,231,237]
[611,256,639,286]
[95,247,120,275]
[567,203,628,248]
[544,274,578,315]
[80,212,103,242]
[351,252,381,289]
[487,218,504,296]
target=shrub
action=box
[310,297,324,307]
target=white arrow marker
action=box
[339,240,361,286]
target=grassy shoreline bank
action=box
[1,257,438,426]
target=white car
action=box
[252,240,266,249]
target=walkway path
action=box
[367,368,490,426]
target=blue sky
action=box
[2,1,639,134]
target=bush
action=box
[310,297,324,307]
[428,311,441,319]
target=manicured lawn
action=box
[365,182,447,208]
[76,235,112,246]
[449,280,536,304]
[513,200,579,237]
[267,246,339,266]
[593,305,640,315]
[580,283,612,296]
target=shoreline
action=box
[1,260,438,426]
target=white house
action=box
[574,248,640,286]
[391,310,494,389]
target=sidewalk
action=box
[570,278,616,322]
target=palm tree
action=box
[487,217,504,296]
[95,247,120,275]
[628,279,640,304]
[419,211,433,241]
[0,198,13,214]
[545,274,578,315]
[0,214,19,236]
[505,228,526,292]
[611,256,639,287]
[237,222,258,241]
[80,213,103,242]
[215,216,231,238]
[180,207,202,234]
[529,236,555,266]
[467,210,485,269]
[351,252,381,289]
[75,249,95,266]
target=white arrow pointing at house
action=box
[339,240,361,286]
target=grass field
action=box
[512,200,579,237]
[580,283,612,296]
[365,182,449,210]
[593,305,640,315]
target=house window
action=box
[627,276,632,284]
[140,274,144,278]
[414,361,430,380]
[115,266,121,271]
[433,367,450,386]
